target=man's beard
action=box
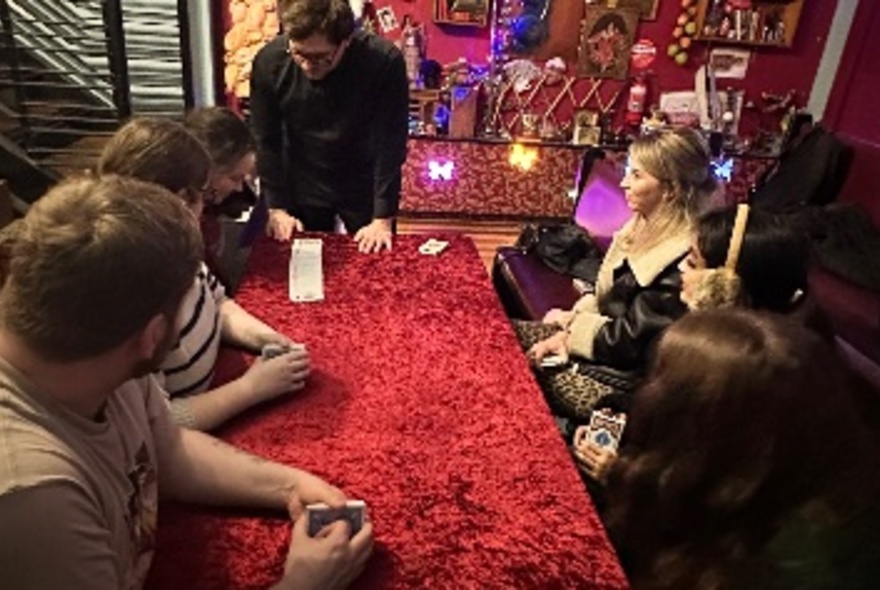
[130,317,177,378]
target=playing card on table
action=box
[306,501,366,538]
[584,410,627,451]
[418,238,449,256]
[289,238,324,302]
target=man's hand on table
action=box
[277,514,374,590]
[267,208,305,241]
[354,218,393,253]
[284,469,348,521]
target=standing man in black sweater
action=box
[250,0,409,253]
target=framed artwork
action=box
[573,109,602,145]
[605,0,660,21]
[434,0,489,27]
[578,6,639,80]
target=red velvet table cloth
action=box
[146,234,628,589]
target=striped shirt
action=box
[159,263,225,399]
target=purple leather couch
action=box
[808,135,880,389]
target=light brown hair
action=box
[183,106,256,171]
[625,127,718,254]
[279,0,355,44]
[97,117,211,207]
[0,176,202,361]
[606,309,879,588]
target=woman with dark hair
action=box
[603,310,880,589]
[680,204,809,312]
[184,106,257,207]
[99,118,309,432]
[575,204,829,482]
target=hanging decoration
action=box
[482,0,630,141]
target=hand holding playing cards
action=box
[573,425,619,485]
[241,348,310,403]
[528,331,569,365]
[267,208,305,241]
[255,330,297,351]
[278,513,374,590]
[354,218,393,253]
[285,470,347,521]
[542,308,575,327]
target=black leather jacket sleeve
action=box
[591,258,689,370]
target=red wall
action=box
[218,0,838,131]
[379,0,837,107]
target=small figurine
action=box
[398,14,426,89]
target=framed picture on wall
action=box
[573,109,602,145]
[604,0,660,21]
[578,6,639,80]
[434,0,489,27]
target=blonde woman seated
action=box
[576,204,817,483]
[521,127,717,419]
[98,118,309,431]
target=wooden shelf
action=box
[695,0,803,48]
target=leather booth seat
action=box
[492,151,628,321]
[807,135,880,389]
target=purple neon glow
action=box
[572,160,631,251]
[428,159,455,181]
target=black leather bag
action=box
[516,222,603,283]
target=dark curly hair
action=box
[279,0,355,44]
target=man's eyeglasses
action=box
[287,39,341,67]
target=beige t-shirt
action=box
[0,356,174,589]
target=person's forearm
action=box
[159,427,302,510]
[566,311,608,360]
[220,299,274,351]
[372,169,401,220]
[169,377,256,431]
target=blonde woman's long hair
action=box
[623,127,718,256]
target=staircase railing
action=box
[0,0,192,191]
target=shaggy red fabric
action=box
[146,234,627,589]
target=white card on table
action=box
[289,238,324,302]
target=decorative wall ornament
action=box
[578,6,639,80]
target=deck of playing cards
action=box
[540,354,568,368]
[306,500,366,538]
[289,238,324,302]
[583,410,627,451]
[260,342,306,360]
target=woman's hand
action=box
[572,426,618,484]
[241,347,311,403]
[267,208,304,241]
[543,308,575,327]
[528,331,569,365]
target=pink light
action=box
[428,159,455,181]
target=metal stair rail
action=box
[0,0,193,191]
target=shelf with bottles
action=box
[695,0,804,48]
